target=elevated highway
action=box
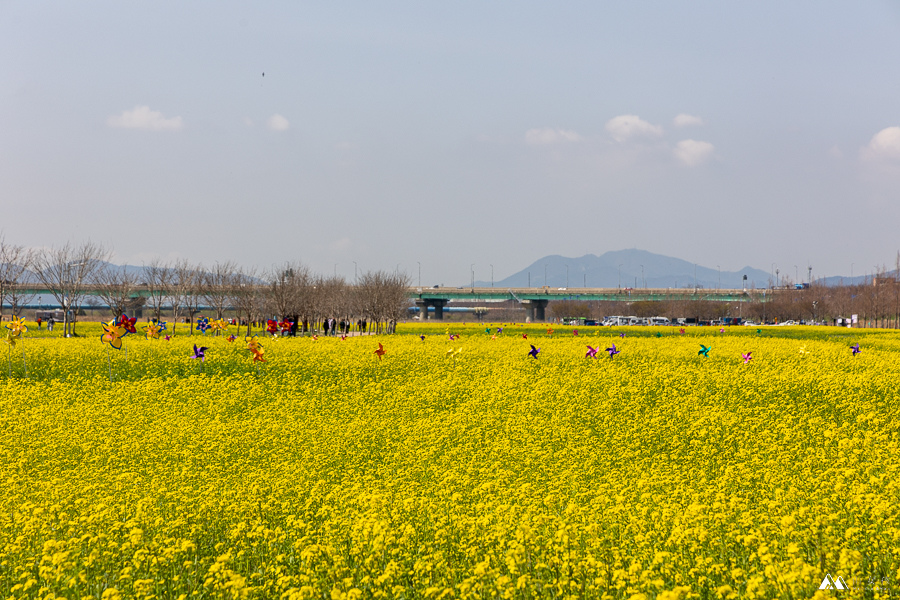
[412,286,759,321]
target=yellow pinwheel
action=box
[5,316,27,337]
[143,322,162,340]
[100,320,127,350]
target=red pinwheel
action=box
[266,320,278,335]
[522,333,528,340]
[742,351,752,364]
[528,344,540,359]
[374,343,386,360]
[605,344,620,358]
[280,320,293,335]
[573,329,579,336]
[679,328,686,335]
[116,315,137,334]
[585,345,598,358]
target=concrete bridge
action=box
[412,286,758,321]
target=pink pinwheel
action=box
[720,328,725,333]
[585,345,598,358]
[605,344,620,358]
[742,351,752,365]
[528,344,540,359]
[679,328,685,334]
[573,329,579,336]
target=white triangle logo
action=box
[819,574,848,590]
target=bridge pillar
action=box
[521,299,549,322]
[533,299,549,322]
[416,298,449,320]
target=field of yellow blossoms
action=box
[1,321,898,599]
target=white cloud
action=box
[524,128,582,145]
[861,126,900,160]
[673,113,704,128]
[605,115,663,142]
[267,114,290,131]
[674,139,715,166]
[107,105,183,131]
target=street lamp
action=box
[471,263,475,289]
[417,261,421,287]
[565,264,569,288]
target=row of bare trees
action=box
[0,239,411,336]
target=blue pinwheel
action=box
[605,344,620,358]
[196,316,210,334]
[698,344,711,357]
[528,345,540,359]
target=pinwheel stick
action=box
[6,344,10,378]
[106,345,113,382]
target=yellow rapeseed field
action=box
[1,322,898,599]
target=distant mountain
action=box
[475,249,774,289]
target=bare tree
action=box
[355,270,410,334]
[171,260,203,335]
[0,237,35,320]
[230,267,263,336]
[32,241,109,336]
[94,265,145,320]
[203,261,237,323]
[143,258,171,323]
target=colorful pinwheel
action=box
[446,347,462,357]
[142,321,162,340]
[196,316,210,333]
[246,336,265,362]
[266,320,278,335]
[679,328,686,335]
[5,316,27,337]
[605,344,620,358]
[546,328,553,336]
[280,321,293,335]
[100,320,127,350]
[190,345,208,361]
[226,335,237,343]
[698,345,711,358]
[374,343,386,360]
[742,351,752,365]
[572,329,579,336]
[851,343,861,355]
[585,345,598,358]
[522,333,528,340]
[528,345,540,359]
[116,315,137,335]
[156,320,168,332]
[209,318,228,334]
[164,335,171,341]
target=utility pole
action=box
[417,261,420,287]
[490,264,494,288]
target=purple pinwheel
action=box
[619,332,626,338]
[420,335,426,341]
[742,351,752,365]
[605,344,620,358]
[190,344,209,361]
[851,343,860,355]
[528,344,540,359]
[585,345,598,358]
[497,327,503,334]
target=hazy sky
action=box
[3,2,900,285]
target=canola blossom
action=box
[1,322,898,599]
